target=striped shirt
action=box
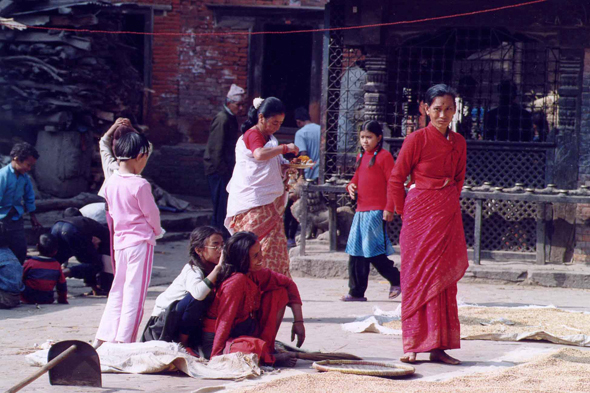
[21,256,67,304]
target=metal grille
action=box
[323,4,365,181]
[387,28,559,143]
[322,23,559,253]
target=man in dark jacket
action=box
[203,84,247,236]
[51,207,111,295]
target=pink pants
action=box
[96,242,154,343]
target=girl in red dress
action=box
[342,120,400,302]
[385,84,468,365]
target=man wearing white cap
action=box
[204,84,247,236]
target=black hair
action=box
[240,97,285,133]
[111,124,139,152]
[216,231,258,284]
[424,84,458,107]
[354,120,383,171]
[188,226,223,274]
[63,207,82,218]
[294,107,311,122]
[38,233,58,257]
[114,132,151,161]
[11,142,39,162]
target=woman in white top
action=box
[225,97,299,277]
[142,226,223,355]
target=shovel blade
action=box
[48,340,101,387]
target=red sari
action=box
[387,123,468,353]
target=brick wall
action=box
[125,0,325,194]
[132,0,326,144]
[574,48,590,263]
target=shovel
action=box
[7,340,101,392]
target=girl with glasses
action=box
[142,226,223,356]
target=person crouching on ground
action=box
[142,226,223,357]
[54,207,111,296]
[341,120,401,302]
[94,132,163,348]
[201,231,305,367]
[21,234,68,305]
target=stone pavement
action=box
[2,238,590,392]
[290,240,590,289]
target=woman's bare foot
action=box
[400,352,417,363]
[273,352,298,367]
[430,349,461,365]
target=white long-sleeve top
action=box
[151,264,212,316]
[98,134,119,198]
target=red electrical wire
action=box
[1,0,547,37]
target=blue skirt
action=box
[345,210,395,258]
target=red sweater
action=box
[205,268,302,358]
[349,148,394,212]
[386,123,467,215]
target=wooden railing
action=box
[299,183,590,264]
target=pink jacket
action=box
[104,172,162,250]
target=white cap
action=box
[227,84,245,102]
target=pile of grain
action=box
[382,306,590,338]
[235,348,590,393]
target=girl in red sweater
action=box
[341,121,401,302]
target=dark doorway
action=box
[261,25,312,128]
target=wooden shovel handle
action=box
[6,344,77,393]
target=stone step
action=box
[290,240,590,289]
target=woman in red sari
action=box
[385,84,468,365]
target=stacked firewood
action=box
[0,1,145,138]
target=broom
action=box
[295,352,362,361]
[276,341,362,361]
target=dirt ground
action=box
[2,240,590,392]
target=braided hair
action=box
[354,120,384,171]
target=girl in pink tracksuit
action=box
[94,131,163,346]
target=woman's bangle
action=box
[293,320,304,324]
[282,144,289,154]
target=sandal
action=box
[389,285,402,299]
[340,294,367,302]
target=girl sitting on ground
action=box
[142,226,223,356]
[341,120,401,302]
[201,231,305,367]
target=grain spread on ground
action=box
[382,306,590,340]
[235,348,590,393]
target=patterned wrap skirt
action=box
[345,210,395,258]
[227,194,291,277]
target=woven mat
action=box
[235,348,590,393]
[380,305,590,346]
